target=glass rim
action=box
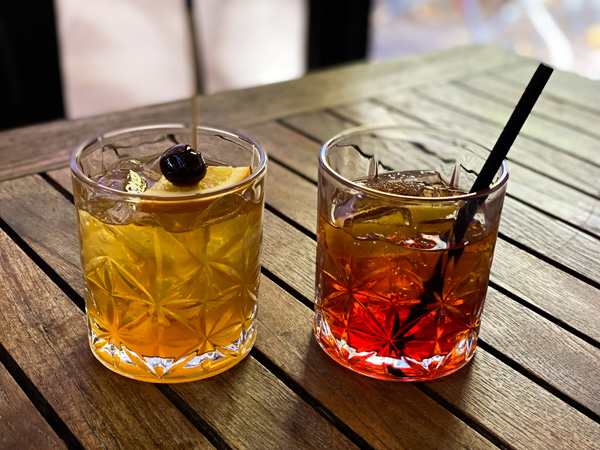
[319,124,509,202]
[70,123,267,201]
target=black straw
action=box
[469,63,553,194]
[416,63,554,311]
[452,63,554,244]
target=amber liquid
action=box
[77,188,263,382]
[315,176,498,381]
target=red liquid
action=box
[315,176,499,381]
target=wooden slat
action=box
[0,45,525,182]
[2,47,599,450]
[43,136,600,345]
[458,71,600,143]
[482,287,600,415]
[428,348,600,450]
[414,81,600,168]
[254,277,497,450]
[0,175,83,293]
[382,88,600,198]
[33,144,600,446]
[0,361,66,450]
[0,229,215,449]
[501,61,600,115]
[251,120,600,334]
[57,140,595,435]
[336,97,600,235]
[63,166,600,360]
[498,199,600,282]
[168,355,358,450]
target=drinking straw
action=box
[453,62,554,244]
[417,63,554,307]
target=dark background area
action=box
[0,1,64,130]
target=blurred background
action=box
[2,0,600,129]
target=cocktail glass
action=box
[71,124,267,382]
[315,125,508,381]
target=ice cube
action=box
[358,170,465,198]
[94,155,163,193]
[332,195,357,227]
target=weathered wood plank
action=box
[264,204,600,419]
[458,71,600,143]
[41,147,600,346]
[481,287,600,415]
[415,80,600,167]
[328,95,600,216]
[246,122,600,340]
[0,361,66,450]
[428,347,600,450]
[170,355,358,450]
[77,146,600,362]
[0,174,84,293]
[501,61,600,115]
[341,97,600,234]
[0,229,215,449]
[0,45,525,182]
[382,88,600,198]
[498,198,600,283]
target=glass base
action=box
[89,324,256,383]
[314,315,477,382]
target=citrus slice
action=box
[146,166,251,196]
[409,202,461,224]
[139,166,251,216]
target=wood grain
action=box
[0,174,84,292]
[1,47,599,450]
[0,361,66,449]
[0,229,215,449]
[36,173,493,449]
[382,89,600,198]
[0,196,362,450]
[481,287,600,415]
[502,62,600,115]
[458,73,600,148]
[428,348,600,450]
[260,198,600,448]
[415,79,600,167]
[0,45,524,183]
[255,276,497,450]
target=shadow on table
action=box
[294,332,476,449]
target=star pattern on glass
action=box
[319,240,490,368]
[85,212,261,375]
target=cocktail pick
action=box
[185,0,204,152]
[409,63,554,330]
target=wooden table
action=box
[1,45,599,449]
